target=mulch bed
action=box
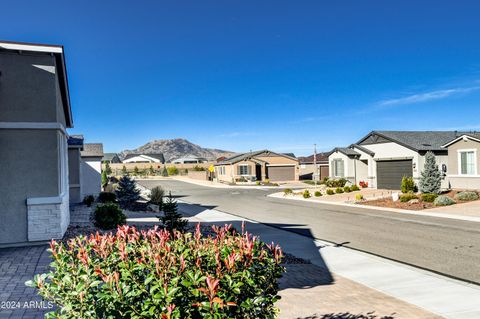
[360,190,478,211]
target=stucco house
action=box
[442,133,480,190]
[298,153,329,181]
[328,131,461,189]
[171,155,207,164]
[122,153,165,164]
[0,40,72,246]
[214,150,299,183]
[81,143,104,199]
[68,135,84,203]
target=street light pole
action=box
[313,143,317,187]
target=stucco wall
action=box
[328,151,355,182]
[446,139,480,175]
[81,157,102,198]
[0,51,58,123]
[0,130,60,244]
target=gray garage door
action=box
[267,166,295,181]
[376,160,412,190]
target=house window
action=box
[459,150,476,175]
[216,166,225,175]
[238,164,250,175]
[332,159,344,177]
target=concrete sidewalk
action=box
[170,200,480,319]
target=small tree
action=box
[121,165,128,175]
[419,151,442,194]
[115,175,141,209]
[160,192,187,233]
[161,166,168,177]
[104,162,112,175]
[101,170,108,190]
[149,186,164,210]
[149,165,155,176]
[133,166,140,176]
[401,176,416,193]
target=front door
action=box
[255,164,262,181]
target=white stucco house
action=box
[81,143,104,198]
[171,155,207,164]
[328,131,461,190]
[122,153,165,164]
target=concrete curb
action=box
[268,192,480,223]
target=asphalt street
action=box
[139,179,480,284]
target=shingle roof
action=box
[350,144,375,156]
[217,150,297,165]
[360,131,469,152]
[102,153,119,161]
[67,135,84,147]
[81,143,104,157]
[298,153,329,164]
[330,147,360,157]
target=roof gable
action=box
[442,134,480,148]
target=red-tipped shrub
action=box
[27,224,285,318]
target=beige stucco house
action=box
[442,134,480,190]
[328,131,458,190]
[215,150,299,183]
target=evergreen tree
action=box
[162,166,169,177]
[133,166,140,176]
[121,165,128,175]
[104,162,112,175]
[160,192,187,233]
[101,170,108,190]
[419,151,442,194]
[149,165,155,176]
[115,175,141,208]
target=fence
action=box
[103,162,213,176]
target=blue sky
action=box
[2,1,480,155]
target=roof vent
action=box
[422,143,431,147]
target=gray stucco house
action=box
[0,40,73,246]
[68,135,84,204]
[81,143,104,199]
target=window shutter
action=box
[247,165,251,175]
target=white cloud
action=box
[377,86,480,107]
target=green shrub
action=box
[344,186,351,193]
[28,225,285,319]
[351,184,360,191]
[98,192,116,203]
[399,193,418,202]
[160,192,187,233]
[314,191,322,197]
[421,193,438,203]
[93,203,126,230]
[115,175,141,209]
[335,187,344,194]
[104,162,112,175]
[454,191,479,201]
[149,165,155,175]
[326,178,347,188]
[83,195,95,207]
[355,194,364,201]
[303,190,311,198]
[167,166,179,176]
[149,186,165,208]
[401,176,416,193]
[192,165,206,171]
[101,170,108,189]
[133,166,140,176]
[283,188,293,195]
[326,189,335,195]
[256,181,261,185]
[434,195,456,206]
[121,165,127,175]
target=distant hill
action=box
[120,138,234,162]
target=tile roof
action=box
[81,143,104,157]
